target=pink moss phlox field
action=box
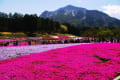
[0,43,120,80]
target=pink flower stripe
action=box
[58,35,71,39]
[13,37,26,40]
[0,39,15,42]
[0,42,36,48]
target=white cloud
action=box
[101,5,120,19]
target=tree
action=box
[97,29,113,38]
[23,14,37,32]
[96,29,114,42]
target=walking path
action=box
[0,43,89,61]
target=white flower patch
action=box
[113,76,120,80]
[51,36,59,38]
[0,43,89,61]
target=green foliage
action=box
[112,28,120,38]
[80,26,117,39]
[96,29,113,38]
[94,55,111,63]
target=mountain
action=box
[40,5,120,28]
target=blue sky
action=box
[0,0,120,19]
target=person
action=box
[110,37,114,43]
[4,42,9,46]
[64,40,68,44]
[28,41,31,45]
[16,41,18,45]
[13,41,18,46]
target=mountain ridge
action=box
[40,5,120,28]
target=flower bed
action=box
[0,43,120,80]
[42,35,73,40]
[0,39,15,43]
[12,37,26,40]
[58,35,71,39]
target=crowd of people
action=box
[0,37,119,47]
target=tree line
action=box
[80,26,120,41]
[0,12,79,36]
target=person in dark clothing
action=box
[13,41,18,46]
[28,41,31,45]
[110,37,114,43]
[4,42,9,46]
